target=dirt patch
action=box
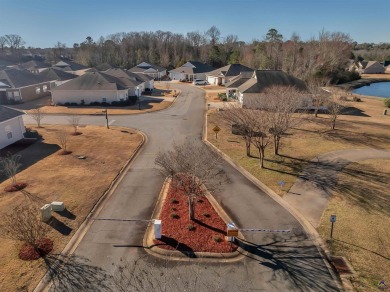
[0,125,143,291]
[153,179,237,253]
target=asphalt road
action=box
[24,84,340,291]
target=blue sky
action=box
[1,0,389,48]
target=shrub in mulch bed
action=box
[4,182,28,192]
[153,179,237,253]
[19,238,54,261]
[58,150,72,155]
[70,132,82,136]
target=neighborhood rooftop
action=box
[0,105,24,122]
[0,68,50,88]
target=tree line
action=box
[0,27,369,83]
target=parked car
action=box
[193,79,208,85]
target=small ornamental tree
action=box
[385,98,390,108]
[29,108,46,128]
[0,153,23,188]
[67,114,81,135]
[155,141,227,221]
[56,130,70,154]
[0,205,51,259]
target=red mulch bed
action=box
[58,150,72,155]
[4,182,28,192]
[153,180,237,253]
[70,132,82,136]
[19,238,54,261]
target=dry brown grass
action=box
[207,96,390,196]
[0,125,142,291]
[317,159,390,291]
[361,73,390,79]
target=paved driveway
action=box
[24,84,340,291]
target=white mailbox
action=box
[51,201,65,212]
[154,219,162,239]
[40,204,52,222]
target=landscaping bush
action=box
[187,224,196,231]
[101,102,110,107]
[63,102,71,106]
[353,96,362,102]
[90,101,101,106]
[170,212,180,219]
[218,93,227,101]
[171,198,179,204]
[385,98,390,108]
[69,102,78,106]
[213,235,222,243]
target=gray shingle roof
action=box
[128,62,166,73]
[103,69,144,87]
[51,72,129,91]
[0,69,50,88]
[238,70,307,94]
[207,64,254,77]
[19,60,51,70]
[169,61,215,74]
[39,68,78,82]
[0,106,24,122]
[54,60,89,71]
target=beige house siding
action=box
[51,89,129,105]
[0,116,25,149]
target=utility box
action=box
[40,204,52,222]
[384,109,388,116]
[154,220,162,239]
[51,201,65,212]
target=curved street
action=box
[24,84,340,291]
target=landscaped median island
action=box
[0,125,143,291]
[153,178,237,253]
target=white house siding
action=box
[195,73,206,80]
[0,117,25,149]
[144,80,154,90]
[207,76,218,85]
[51,90,128,105]
[169,72,186,81]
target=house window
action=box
[43,85,48,92]
[35,87,41,94]
[7,131,12,139]
[14,91,20,97]
[7,92,13,98]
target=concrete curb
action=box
[22,90,180,117]
[34,128,147,292]
[143,178,246,263]
[202,106,346,291]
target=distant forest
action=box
[1,27,389,83]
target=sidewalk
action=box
[283,148,390,227]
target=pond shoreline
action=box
[338,78,390,90]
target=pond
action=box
[352,82,390,98]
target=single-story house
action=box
[169,61,215,82]
[0,69,54,104]
[226,70,307,106]
[52,60,90,76]
[0,105,25,150]
[103,68,151,95]
[128,62,167,80]
[205,64,254,85]
[349,61,385,74]
[18,60,51,74]
[39,68,78,87]
[51,71,135,105]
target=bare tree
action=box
[67,114,81,135]
[248,110,272,168]
[0,153,22,185]
[155,141,227,221]
[253,86,305,155]
[29,108,46,128]
[56,130,69,153]
[327,90,345,130]
[220,104,254,157]
[0,205,49,250]
[306,77,331,117]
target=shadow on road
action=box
[236,235,340,292]
[43,254,113,292]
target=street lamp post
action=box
[102,109,109,129]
